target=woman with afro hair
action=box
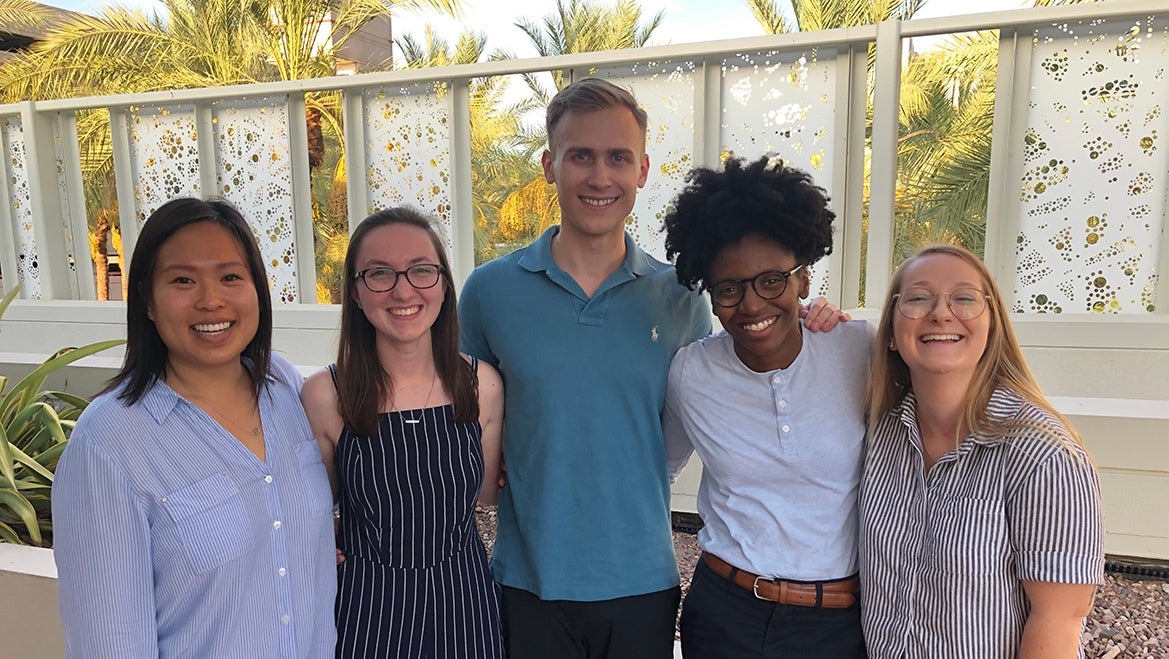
[663,155,871,658]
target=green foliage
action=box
[0,286,124,546]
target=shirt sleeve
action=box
[1008,442,1105,585]
[53,426,159,658]
[684,291,713,346]
[662,350,695,484]
[458,269,499,368]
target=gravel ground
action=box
[475,507,1169,657]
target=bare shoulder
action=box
[300,369,339,418]
[464,354,502,395]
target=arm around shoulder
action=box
[474,358,504,506]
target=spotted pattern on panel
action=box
[363,82,454,256]
[1016,15,1167,313]
[1,116,42,298]
[720,48,840,297]
[127,104,202,226]
[213,96,298,303]
[591,60,696,264]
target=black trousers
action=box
[501,584,681,659]
[679,559,866,658]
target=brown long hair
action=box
[866,244,1085,451]
[335,207,478,434]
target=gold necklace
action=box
[403,370,437,425]
[168,373,262,437]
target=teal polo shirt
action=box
[459,226,711,601]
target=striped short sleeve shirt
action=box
[858,387,1104,659]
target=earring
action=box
[888,340,896,351]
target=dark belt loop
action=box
[815,582,823,607]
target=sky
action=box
[41,0,1035,61]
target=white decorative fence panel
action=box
[126,103,202,227]
[361,82,456,255]
[0,115,42,299]
[1013,14,1168,314]
[213,96,301,303]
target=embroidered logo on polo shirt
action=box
[651,326,660,342]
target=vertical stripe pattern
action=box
[334,403,503,658]
[858,387,1105,659]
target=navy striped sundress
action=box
[332,366,504,658]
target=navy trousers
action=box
[680,559,866,658]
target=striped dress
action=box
[332,367,504,658]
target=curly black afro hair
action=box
[663,155,835,291]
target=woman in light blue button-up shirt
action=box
[53,198,337,658]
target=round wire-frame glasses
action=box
[893,287,989,320]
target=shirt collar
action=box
[894,385,1025,446]
[518,225,659,278]
[139,360,273,424]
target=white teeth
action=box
[921,333,961,343]
[582,197,616,207]
[390,306,421,316]
[193,322,231,333]
[743,317,776,332]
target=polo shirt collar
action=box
[518,226,660,278]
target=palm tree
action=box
[745,0,922,33]
[515,0,664,102]
[0,0,464,298]
[0,0,46,30]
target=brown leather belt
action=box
[701,553,858,609]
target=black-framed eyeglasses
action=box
[707,264,806,308]
[354,264,444,293]
[893,287,988,320]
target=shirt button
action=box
[278,567,287,577]
[782,424,791,432]
[273,520,282,530]
[264,475,273,483]
[778,400,787,408]
[773,376,782,384]
[281,615,291,625]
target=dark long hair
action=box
[106,197,273,404]
[336,207,478,433]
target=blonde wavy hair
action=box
[866,244,1085,452]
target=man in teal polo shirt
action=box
[459,78,711,658]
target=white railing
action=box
[0,0,1165,313]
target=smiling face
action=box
[351,222,447,348]
[891,252,991,386]
[541,105,650,243]
[708,236,809,372]
[148,221,260,376]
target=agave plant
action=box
[0,285,123,546]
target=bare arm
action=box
[474,359,504,506]
[1019,581,1096,658]
[300,370,343,499]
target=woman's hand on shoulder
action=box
[801,296,852,332]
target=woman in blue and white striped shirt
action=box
[860,244,1104,658]
[53,198,337,658]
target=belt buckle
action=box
[752,575,777,601]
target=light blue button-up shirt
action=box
[53,354,337,658]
